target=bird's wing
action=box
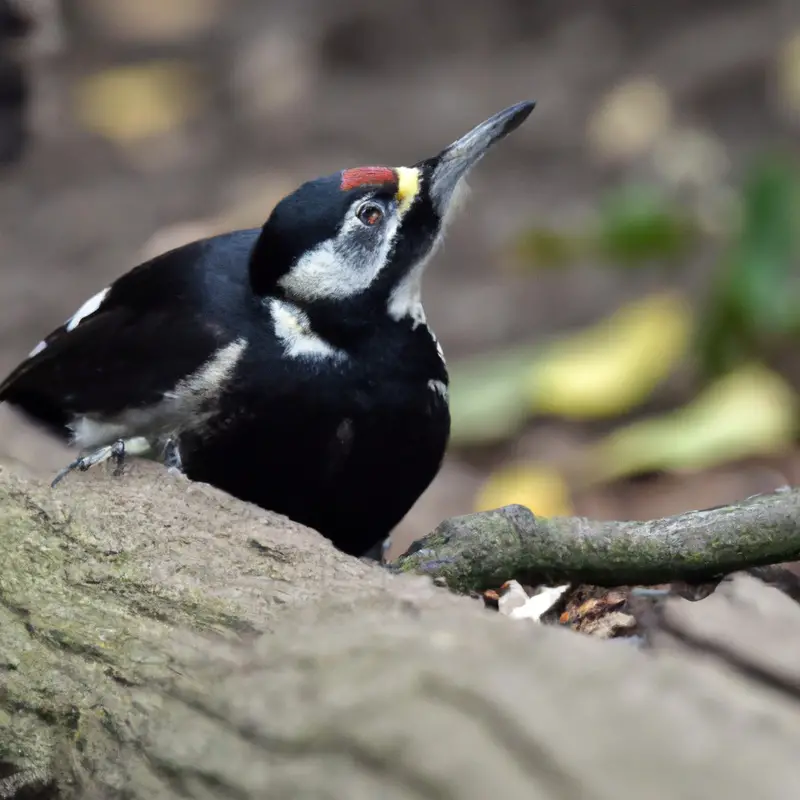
[0,302,228,437]
[0,232,258,438]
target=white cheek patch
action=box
[387,180,469,327]
[277,169,424,306]
[70,338,248,450]
[278,212,403,304]
[277,238,345,302]
[270,298,347,360]
[29,287,111,357]
[387,230,447,328]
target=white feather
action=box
[70,338,248,450]
[28,340,47,358]
[65,288,110,332]
[428,379,448,399]
[387,180,470,328]
[28,287,110,357]
[278,200,404,303]
[269,298,346,360]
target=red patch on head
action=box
[340,166,397,192]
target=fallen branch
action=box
[393,489,800,592]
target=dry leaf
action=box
[496,581,569,623]
[496,580,529,616]
[559,588,637,638]
[474,463,573,517]
[579,610,637,639]
[508,585,570,622]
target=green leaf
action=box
[696,155,800,376]
[594,184,698,266]
[448,344,541,446]
[512,227,583,270]
[728,157,800,332]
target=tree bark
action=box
[4,462,800,799]
[393,489,800,592]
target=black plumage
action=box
[0,102,535,557]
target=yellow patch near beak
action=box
[394,167,420,217]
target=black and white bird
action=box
[0,101,535,558]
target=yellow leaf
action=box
[776,31,800,119]
[587,78,672,162]
[589,363,799,483]
[527,292,692,420]
[75,61,201,145]
[474,464,573,517]
[448,343,542,446]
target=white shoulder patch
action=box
[28,339,48,358]
[278,198,404,304]
[387,264,426,328]
[71,337,249,451]
[169,337,249,404]
[429,329,445,364]
[269,298,346,360]
[66,288,110,332]
[29,287,110,357]
[428,379,448,399]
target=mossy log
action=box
[3,462,800,798]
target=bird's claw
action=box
[51,438,127,487]
[163,438,183,472]
[111,438,126,477]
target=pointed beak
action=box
[422,101,535,214]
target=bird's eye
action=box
[356,201,384,227]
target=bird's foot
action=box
[111,438,126,477]
[51,437,127,487]
[163,438,183,471]
[162,438,190,481]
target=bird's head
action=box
[250,101,535,323]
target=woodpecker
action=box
[0,101,535,558]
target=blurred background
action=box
[0,0,798,558]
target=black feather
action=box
[0,230,260,430]
[0,102,537,556]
